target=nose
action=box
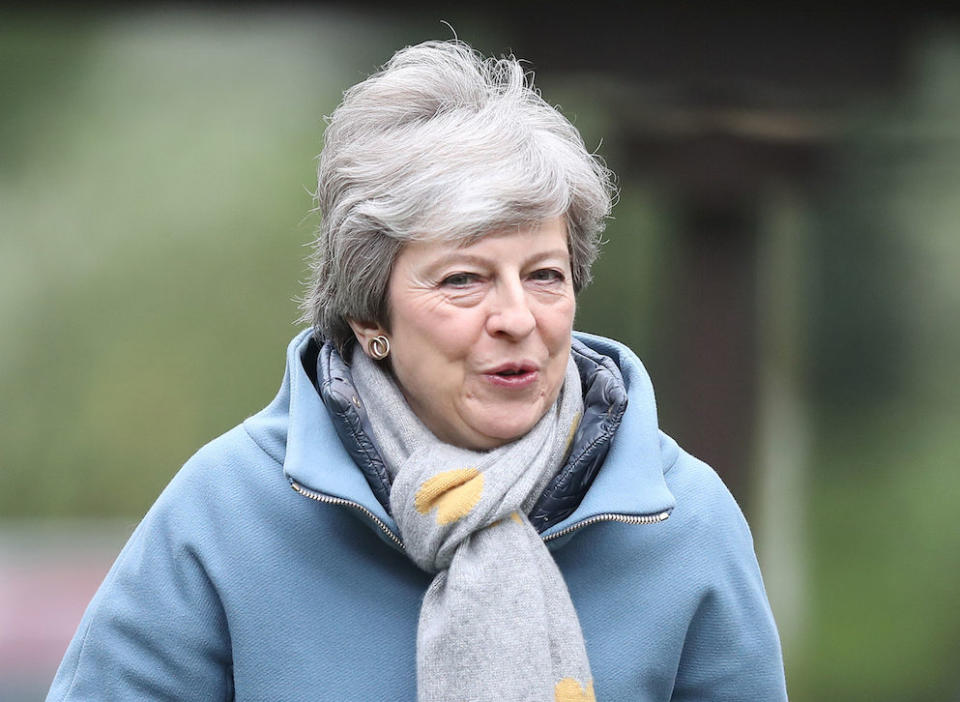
[485,278,536,339]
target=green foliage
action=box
[789,31,960,701]
[577,182,672,355]
[0,11,400,517]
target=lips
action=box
[486,362,538,376]
[482,362,539,388]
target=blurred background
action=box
[2,4,959,700]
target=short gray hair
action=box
[300,39,615,352]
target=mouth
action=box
[483,362,539,388]
[487,361,537,375]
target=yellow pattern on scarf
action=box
[554,677,596,702]
[414,467,484,525]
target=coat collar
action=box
[244,329,676,545]
[545,332,677,538]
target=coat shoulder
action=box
[662,447,759,570]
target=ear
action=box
[347,318,388,357]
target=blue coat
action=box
[47,331,788,701]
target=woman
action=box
[48,41,788,701]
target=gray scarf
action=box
[352,351,596,702]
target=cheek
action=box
[411,308,485,355]
[391,309,480,384]
[544,299,576,341]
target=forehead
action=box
[404,217,569,261]
[452,215,568,247]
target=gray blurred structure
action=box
[500,3,946,499]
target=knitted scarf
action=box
[351,351,596,702]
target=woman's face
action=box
[368,217,575,450]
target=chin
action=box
[476,415,541,446]
[454,398,550,449]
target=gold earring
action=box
[368,335,390,360]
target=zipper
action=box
[291,479,669,548]
[542,510,670,542]
[290,481,405,549]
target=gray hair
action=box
[299,39,615,352]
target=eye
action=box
[529,268,565,283]
[440,272,480,288]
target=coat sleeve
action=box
[669,458,789,702]
[45,482,234,700]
